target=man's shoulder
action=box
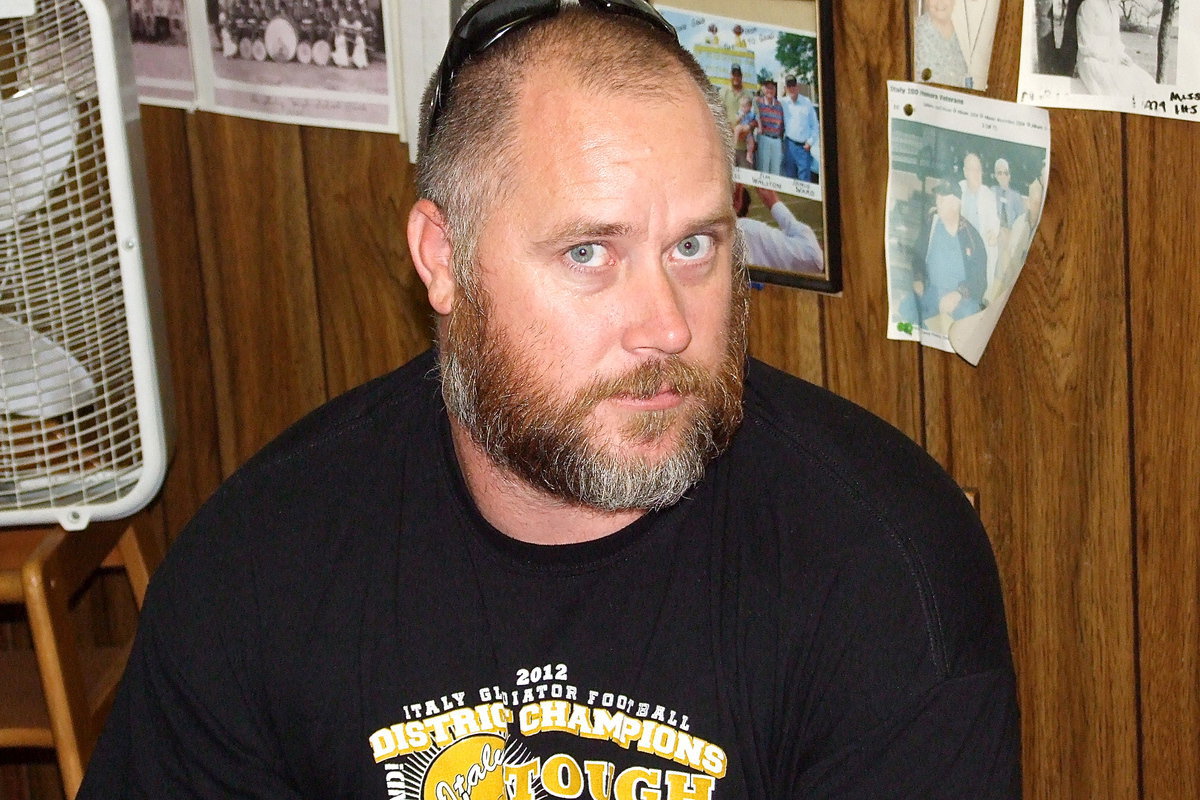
[738,359,942,494]
[237,348,439,479]
[160,350,441,581]
[139,350,448,660]
[731,359,1009,679]
[737,359,965,520]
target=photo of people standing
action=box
[196,0,396,129]
[663,7,823,187]
[661,5,838,290]
[782,75,820,181]
[725,72,822,181]
[211,0,385,71]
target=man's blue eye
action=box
[568,244,605,266]
[676,235,711,259]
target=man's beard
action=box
[440,275,748,513]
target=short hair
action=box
[934,179,962,198]
[416,6,734,297]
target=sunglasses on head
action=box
[423,0,676,149]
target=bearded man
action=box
[80,2,1019,798]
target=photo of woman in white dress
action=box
[1075,0,1156,94]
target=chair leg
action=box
[22,530,90,799]
[20,520,151,799]
[116,521,161,609]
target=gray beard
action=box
[439,291,746,512]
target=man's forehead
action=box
[478,75,729,238]
[513,68,715,147]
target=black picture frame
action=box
[660,0,841,294]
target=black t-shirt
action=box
[80,351,1019,799]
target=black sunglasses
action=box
[423,0,675,149]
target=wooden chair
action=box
[0,519,160,799]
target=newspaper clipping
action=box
[886,82,1051,365]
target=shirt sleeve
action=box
[78,497,304,799]
[739,368,1020,798]
[768,541,1021,800]
[790,669,1020,798]
[768,200,824,272]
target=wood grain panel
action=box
[186,113,327,472]
[923,108,1137,799]
[300,128,431,397]
[823,0,922,442]
[16,2,1200,796]
[911,2,1139,793]
[139,107,224,538]
[747,284,824,384]
[980,0,1023,99]
[1127,114,1200,800]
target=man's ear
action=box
[408,198,457,315]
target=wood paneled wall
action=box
[8,0,1199,796]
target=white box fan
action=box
[1,0,172,530]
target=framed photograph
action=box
[660,0,841,293]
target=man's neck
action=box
[449,421,644,546]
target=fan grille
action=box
[1,0,145,516]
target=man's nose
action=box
[620,260,693,356]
